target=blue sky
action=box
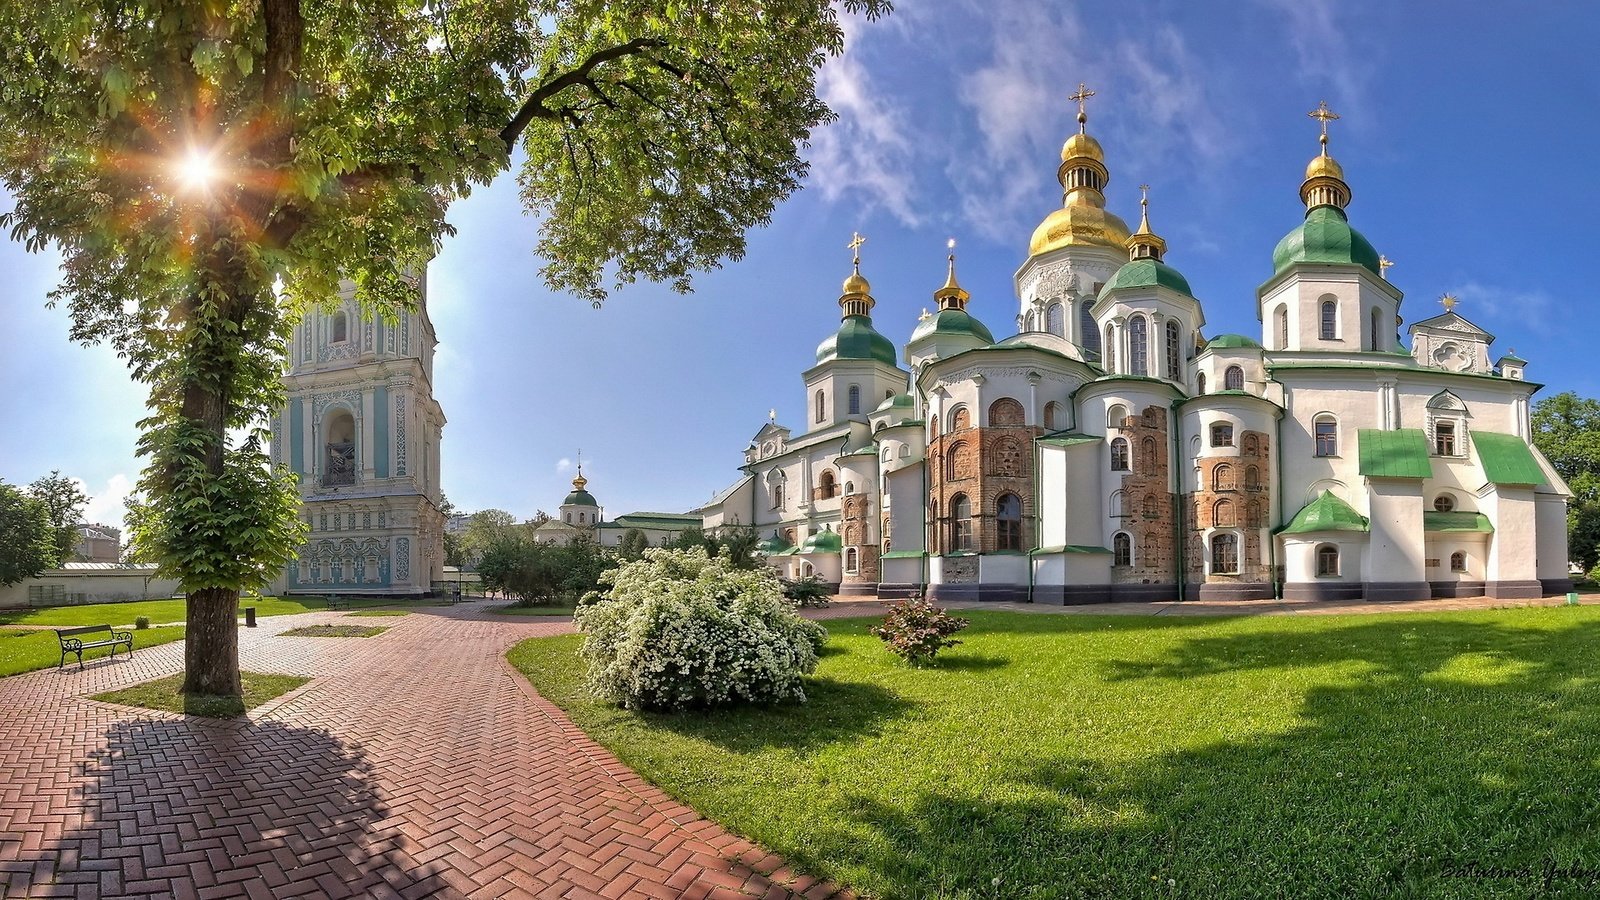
[3,1,1599,525]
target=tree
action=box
[27,471,90,566]
[0,480,56,586]
[1533,392,1600,570]
[460,509,520,564]
[618,528,650,560]
[0,0,889,697]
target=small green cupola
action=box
[562,467,597,507]
[1099,185,1194,298]
[1270,101,1382,278]
[815,232,898,366]
[909,240,995,350]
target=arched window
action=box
[951,407,970,431]
[1082,305,1101,357]
[1196,372,1207,395]
[1142,494,1161,520]
[875,422,886,433]
[1214,463,1235,490]
[1109,489,1125,518]
[1314,415,1338,457]
[1044,401,1062,431]
[1245,465,1261,492]
[1370,307,1382,351]
[1450,551,1467,573]
[848,384,861,415]
[1211,533,1239,574]
[929,415,939,439]
[815,390,826,423]
[988,398,1025,426]
[578,512,586,524]
[1276,306,1289,350]
[1047,302,1065,336]
[773,484,785,509]
[1224,366,1245,391]
[1210,423,1234,447]
[1107,404,1128,429]
[565,512,572,523]
[1110,437,1130,471]
[845,547,859,573]
[322,409,356,487]
[1320,298,1337,340]
[1113,532,1132,567]
[1316,544,1340,577]
[1140,437,1157,470]
[331,310,349,343]
[1166,321,1182,380]
[1104,324,1116,371]
[950,493,973,551]
[1242,433,1260,455]
[996,493,1023,551]
[1434,421,1457,456]
[1434,493,1456,513]
[899,445,910,459]
[945,441,966,481]
[818,470,837,499]
[1129,316,1149,376]
[1214,499,1236,527]
[1025,311,1037,332]
[882,446,893,462]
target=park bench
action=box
[55,625,134,670]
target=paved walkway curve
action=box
[0,604,846,899]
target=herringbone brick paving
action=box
[0,603,848,899]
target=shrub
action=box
[134,615,150,630]
[781,574,831,607]
[574,548,826,710]
[871,598,969,665]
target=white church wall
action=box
[1363,480,1426,592]
[1536,494,1572,582]
[1282,536,1363,585]
[1480,486,1538,585]
[0,568,183,608]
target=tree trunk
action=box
[183,586,241,696]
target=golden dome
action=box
[1029,200,1132,256]
[1061,131,1104,163]
[1304,152,1344,181]
[842,269,871,295]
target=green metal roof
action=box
[563,489,598,507]
[1423,512,1494,533]
[816,315,898,366]
[1205,334,1263,350]
[1270,205,1382,278]
[1032,544,1113,555]
[1280,491,1369,535]
[1497,352,1528,365]
[612,512,700,527]
[1099,257,1193,298]
[1358,429,1432,479]
[880,550,927,559]
[756,534,794,554]
[909,308,995,346]
[1473,432,1546,486]
[875,392,914,413]
[799,529,843,553]
[1037,432,1101,447]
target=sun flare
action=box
[177,148,217,192]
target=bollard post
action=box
[245,606,257,627]
[1568,592,1580,607]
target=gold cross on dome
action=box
[1139,183,1151,209]
[1069,82,1096,131]
[1440,293,1459,312]
[847,231,866,266]
[919,307,931,321]
[1309,99,1340,149]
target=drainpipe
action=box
[1272,403,1285,600]
[1171,397,1186,603]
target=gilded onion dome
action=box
[563,467,598,507]
[1028,84,1131,256]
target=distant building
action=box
[72,524,122,564]
[529,469,702,548]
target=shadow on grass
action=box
[644,676,916,754]
[811,613,1600,897]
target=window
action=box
[951,407,970,431]
[1224,366,1244,391]
[1245,465,1262,492]
[1370,307,1382,351]
[1110,437,1130,471]
[815,390,825,423]
[1082,305,1101,357]
[1434,494,1456,513]
[1166,321,1182,380]
[950,494,973,551]
[848,385,861,415]
[1450,551,1467,573]
[1129,316,1149,376]
[988,398,1025,426]
[845,548,859,573]
[1314,417,1338,457]
[1434,421,1457,456]
[1320,298,1337,340]
[331,310,348,343]
[1113,532,1132,566]
[1196,373,1207,395]
[1276,306,1289,350]
[578,512,585,524]
[1141,437,1157,471]
[1243,433,1260,455]
[1211,423,1234,447]
[773,484,785,509]
[1044,401,1062,431]
[1214,499,1236,527]
[1025,311,1037,332]
[929,415,939,438]
[322,409,356,487]
[1142,495,1161,520]
[945,442,966,481]
[1211,533,1239,574]
[818,470,837,499]
[1109,489,1125,518]
[1316,544,1340,577]
[1107,404,1128,429]
[1214,463,1235,490]
[996,494,1023,551]
[1047,302,1065,336]
[883,447,893,462]
[845,481,854,494]
[1104,324,1116,371]
[565,512,572,523]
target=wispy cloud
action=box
[1443,281,1556,337]
[808,14,923,226]
[78,473,134,528]
[556,457,573,473]
[1256,0,1373,132]
[949,6,1233,241]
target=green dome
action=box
[799,529,843,553]
[1099,257,1193,298]
[756,533,793,554]
[816,315,898,366]
[909,308,995,346]
[1205,334,1263,350]
[1271,205,1381,277]
[875,393,914,413]
[1280,491,1369,535]
[563,489,598,507]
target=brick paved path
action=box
[0,604,844,899]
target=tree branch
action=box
[499,36,667,154]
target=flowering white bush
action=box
[574,547,827,710]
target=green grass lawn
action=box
[0,595,441,628]
[0,626,186,677]
[511,607,1600,899]
[94,671,309,718]
[490,601,577,616]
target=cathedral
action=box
[270,272,448,596]
[700,95,1573,603]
